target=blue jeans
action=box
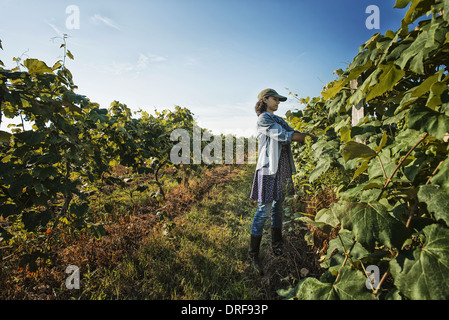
[250,198,284,237]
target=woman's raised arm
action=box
[292,132,316,143]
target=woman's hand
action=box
[292,132,315,143]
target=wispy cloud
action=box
[109,61,135,75]
[46,21,64,37]
[137,53,167,69]
[147,53,167,63]
[137,54,149,69]
[98,53,167,75]
[183,56,200,67]
[90,14,121,30]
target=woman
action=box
[248,88,315,274]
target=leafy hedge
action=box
[0,39,211,271]
[282,0,449,300]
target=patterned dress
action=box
[250,117,295,203]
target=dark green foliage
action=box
[282,0,449,300]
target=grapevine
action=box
[0,38,202,270]
[282,0,449,300]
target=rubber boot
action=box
[248,235,263,275]
[271,228,284,256]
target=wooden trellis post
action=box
[350,78,365,126]
[350,77,365,143]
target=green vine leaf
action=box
[288,266,377,300]
[408,104,449,140]
[0,131,12,143]
[430,157,449,194]
[390,224,449,300]
[418,184,449,226]
[366,64,405,102]
[394,0,411,8]
[23,58,53,74]
[341,141,377,163]
[332,201,410,251]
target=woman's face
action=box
[264,96,280,113]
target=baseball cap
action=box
[257,88,287,102]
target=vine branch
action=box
[376,132,429,201]
[426,160,444,185]
[377,155,387,180]
[335,237,357,283]
[374,269,390,295]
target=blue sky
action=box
[0,0,407,136]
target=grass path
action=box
[81,164,321,300]
[81,163,320,300]
[83,165,263,299]
[1,163,319,301]
[1,163,321,300]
